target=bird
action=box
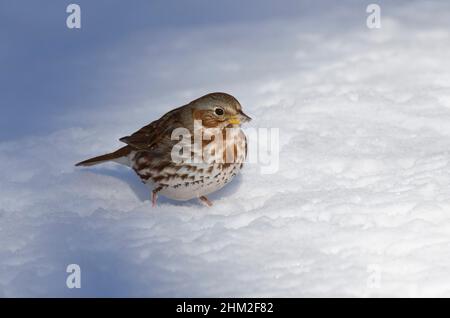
[75,92,252,207]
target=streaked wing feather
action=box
[119,110,182,150]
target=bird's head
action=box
[189,92,252,129]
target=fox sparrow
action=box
[76,92,251,207]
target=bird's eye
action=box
[214,108,224,116]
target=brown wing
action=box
[119,108,183,150]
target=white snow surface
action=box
[2,1,450,297]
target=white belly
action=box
[156,163,242,201]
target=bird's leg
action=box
[199,195,213,207]
[151,186,163,207]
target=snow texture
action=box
[2,1,450,297]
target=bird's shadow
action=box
[85,164,243,206]
[89,165,149,201]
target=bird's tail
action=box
[75,146,131,167]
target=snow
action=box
[2,1,450,296]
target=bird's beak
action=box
[239,110,252,123]
[228,110,252,125]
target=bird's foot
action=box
[151,192,157,207]
[199,196,213,207]
[151,186,163,207]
